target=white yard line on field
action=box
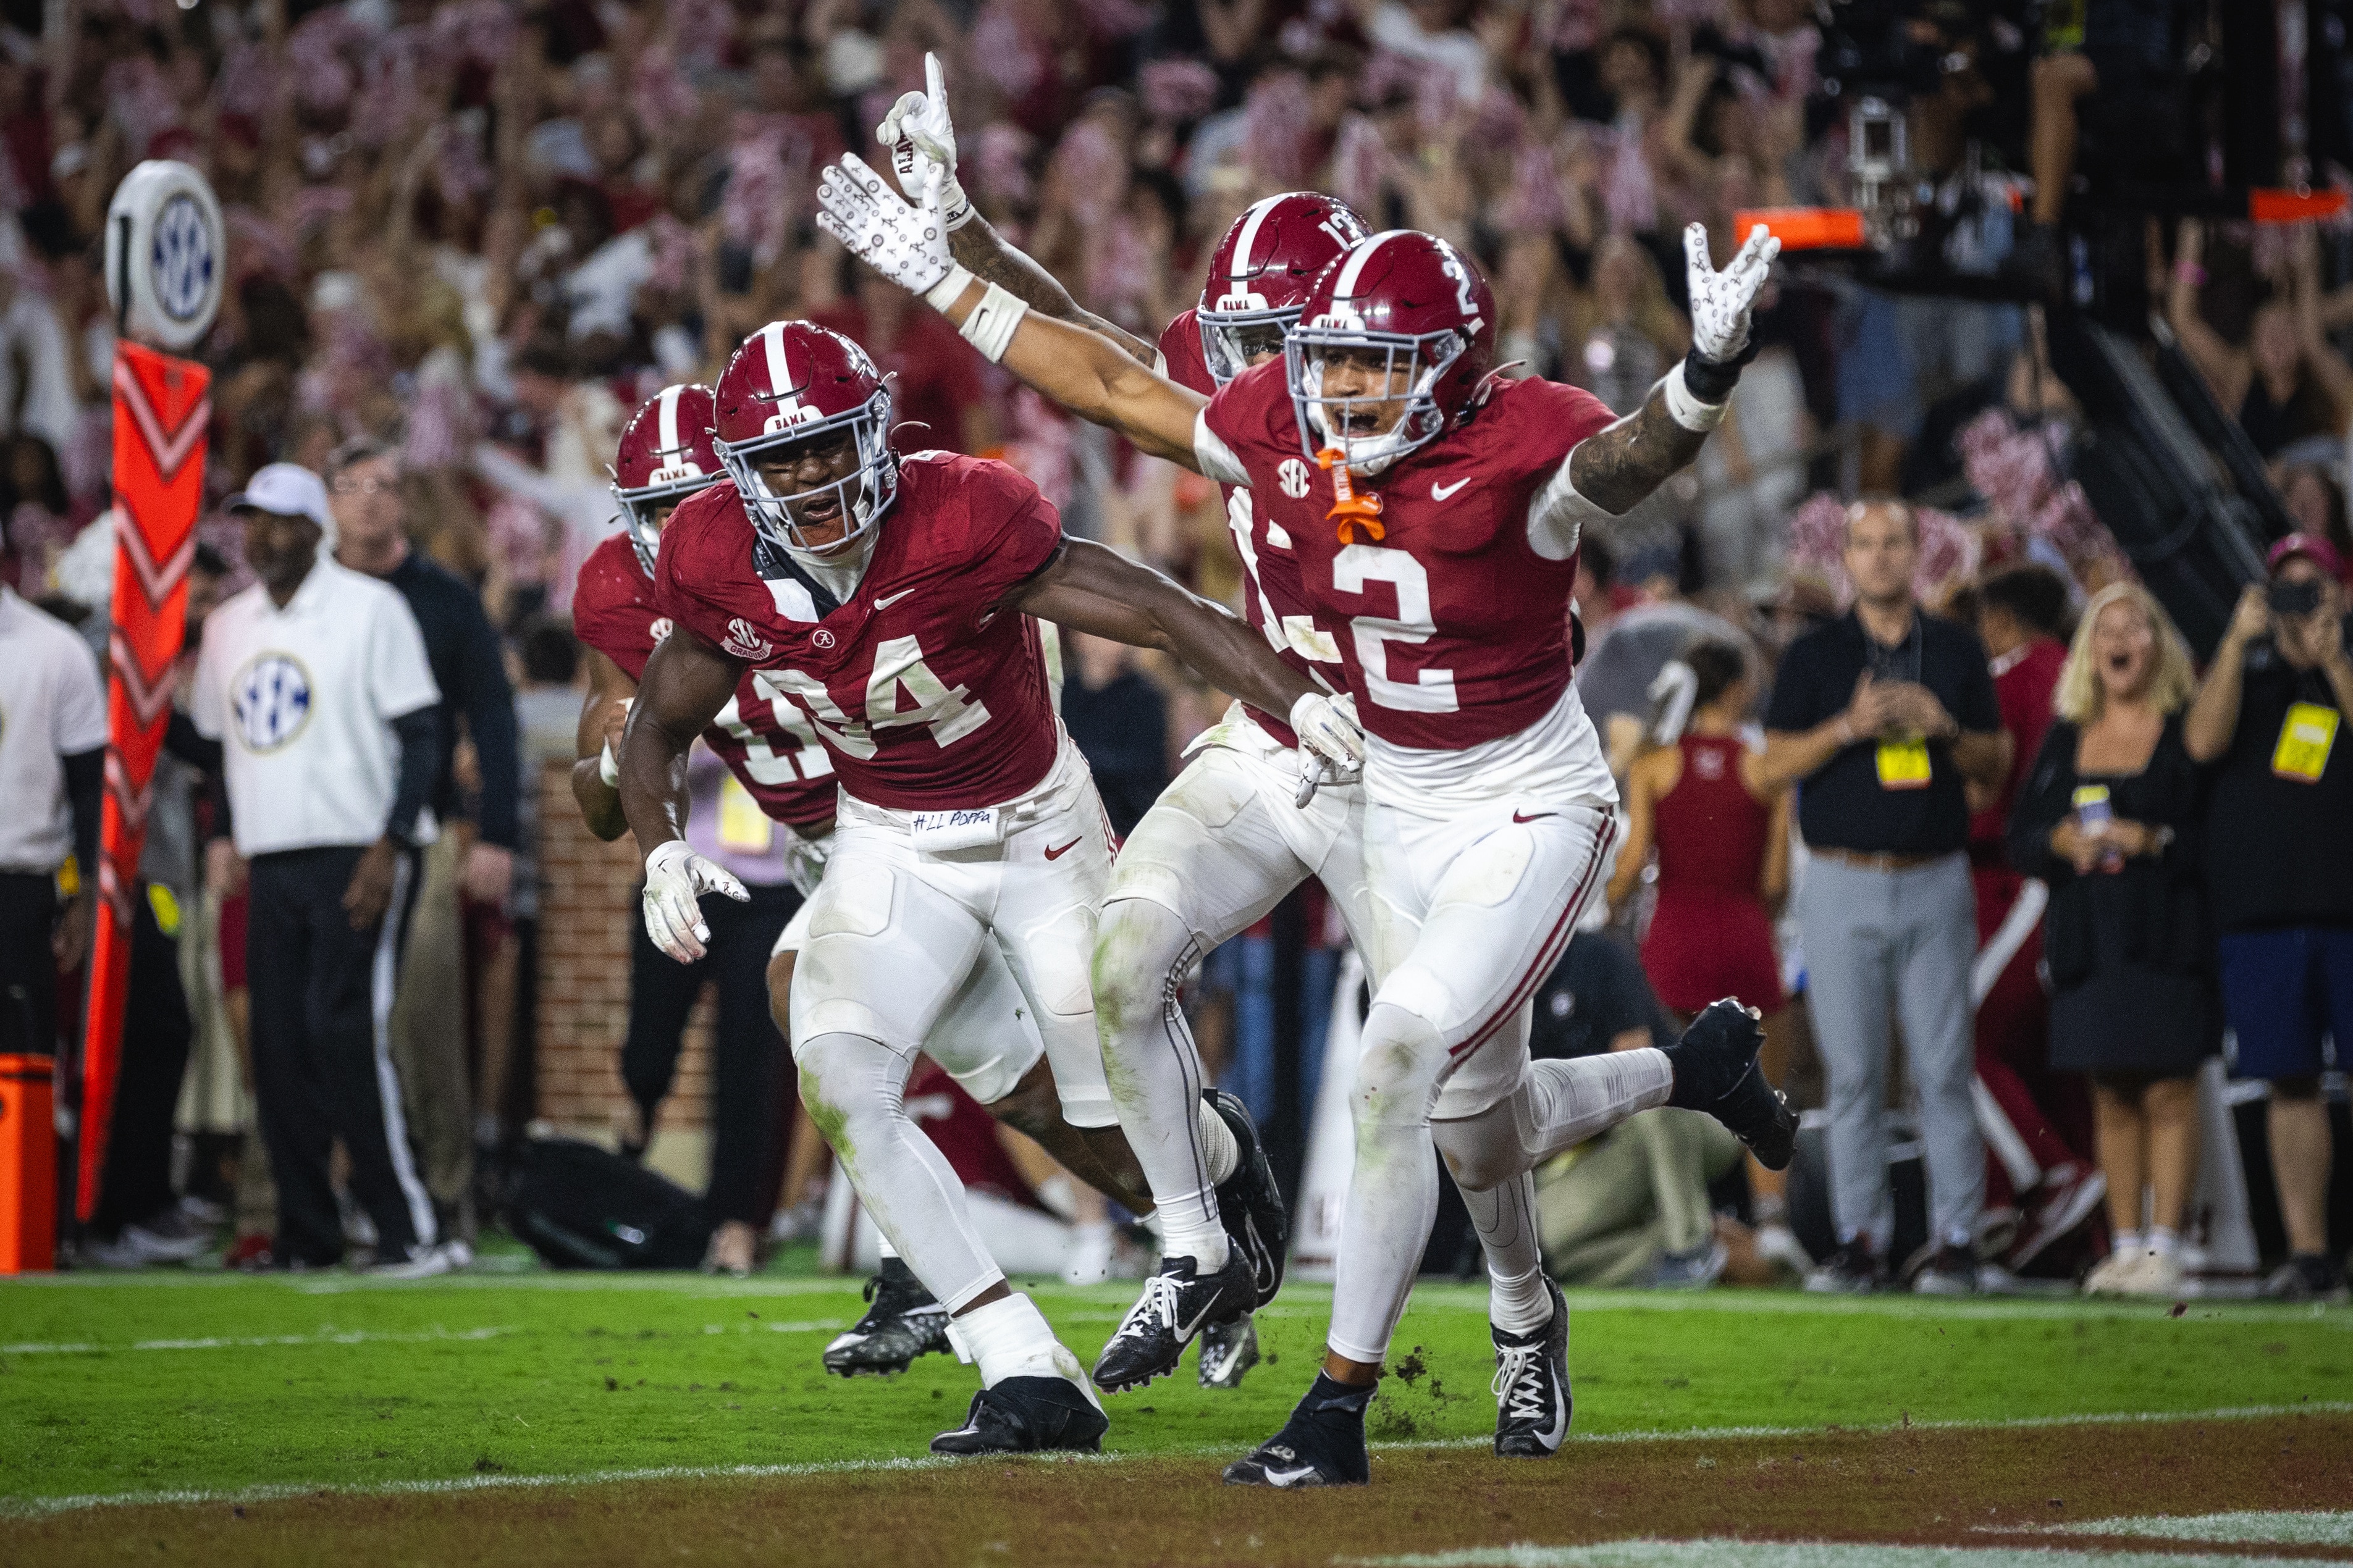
[7,1400,2350,1520]
[1339,1540,2351,1568]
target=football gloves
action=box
[1683,222,1778,366]
[1289,691,1365,783]
[642,838,749,963]
[877,52,973,231]
[816,154,956,302]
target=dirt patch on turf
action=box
[10,1412,2351,1567]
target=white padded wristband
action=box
[598,738,620,787]
[1661,361,1729,432]
[940,178,975,232]
[923,262,977,312]
[956,281,1031,364]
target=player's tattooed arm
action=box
[570,647,640,842]
[1563,393,1710,516]
[1016,539,1316,723]
[616,627,744,856]
[947,218,1160,366]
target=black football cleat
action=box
[929,1375,1108,1456]
[1197,1312,1260,1390]
[1205,1088,1289,1308]
[1091,1251,1256,1393]
[1223,1374,1373,1488]
[1490,1276,1571,1458]
[823,1257,951,1376]
[1664,998,1796,1171]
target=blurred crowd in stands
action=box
[0,0,2349,1299]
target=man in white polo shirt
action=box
[189,463,448,1276]
[0,578,107,1060]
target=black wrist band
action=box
[1682,343,1753,405]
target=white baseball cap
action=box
[226,462,337,547]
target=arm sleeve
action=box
[1526,453,1609,563]
[2004,724,2074,881]
[1762,637,1822,732]
[385,706,439,845]
[165,708,224,773]
[62,746,102,879]
[1192,409,1252,487]
[1955,631,2003,732]
[456,600,523,848]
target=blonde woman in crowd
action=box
[2006,584,2216,1296]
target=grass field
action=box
[4,1262,2351,1565]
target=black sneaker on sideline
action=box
[1223,1375,1373,1488]
[1491,1276,1571,1459]
[1664,999,1797,1170]
[1911,1244,1977,1296]
[1197,1312,1260,1390]
[1205,1088,1289,1308]
[930,1375,1108,1455]
[823,1257,951,1375]
[2260,1252,2351,1304]
[1804,1238,1883,1294]
[1092,1251,1256,1393]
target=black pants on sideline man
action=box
[248,844,434,1266]
[623,879,799,1226]
[0,871,59,1057]
[91,885,193,1236]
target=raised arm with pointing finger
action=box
[815,153,1780,527]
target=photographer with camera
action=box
[2185,536,2353,1302]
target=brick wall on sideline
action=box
[532,760,713,1134]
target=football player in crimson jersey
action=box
[823,162,1802,1486]
[865,58,1585,1418]
[859,64,1612,1435]
[579,387,1116,1367]
[616,321,1364,1457]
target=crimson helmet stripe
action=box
[1228,195,1281,283]
[1332,230,1409,305]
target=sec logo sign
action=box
[230,653,313,753]
[151,193,215,323]
[1278,459,1311,500]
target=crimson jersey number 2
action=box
[1334,544,1458,713]
[752,637,991,758]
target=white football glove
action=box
[642,839,749,963]
[1290,690,1365,782]
[1683,222,1779,364]
[782,829,833,900]
[877,52,972,230]
[815,154,955,300]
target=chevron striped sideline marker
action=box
[77,340,210,1220]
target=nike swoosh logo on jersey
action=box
[874,589,916,610]
[1045,837,1083,860]
[1431,477,1471,500]
[1512,810,1556,823]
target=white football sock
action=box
[798,1031,1001,1311]
[2145,1226,2179,1258]
[1093,897,1231,1271]
[1487,1264,1555,1336]
[957,1292,1077,1391]
[1438,1155,1550,1331]
[2112,1228,2142,1258]
[1198,1099,1240,1183]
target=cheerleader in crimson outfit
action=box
[1607,638,1801,1256]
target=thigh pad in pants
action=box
[1367,799,1616,1119]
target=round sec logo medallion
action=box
[1278,458,1311,500]
[151,193,216,324]
[231,653,313,753]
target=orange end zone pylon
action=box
[1733,207,1867,251]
